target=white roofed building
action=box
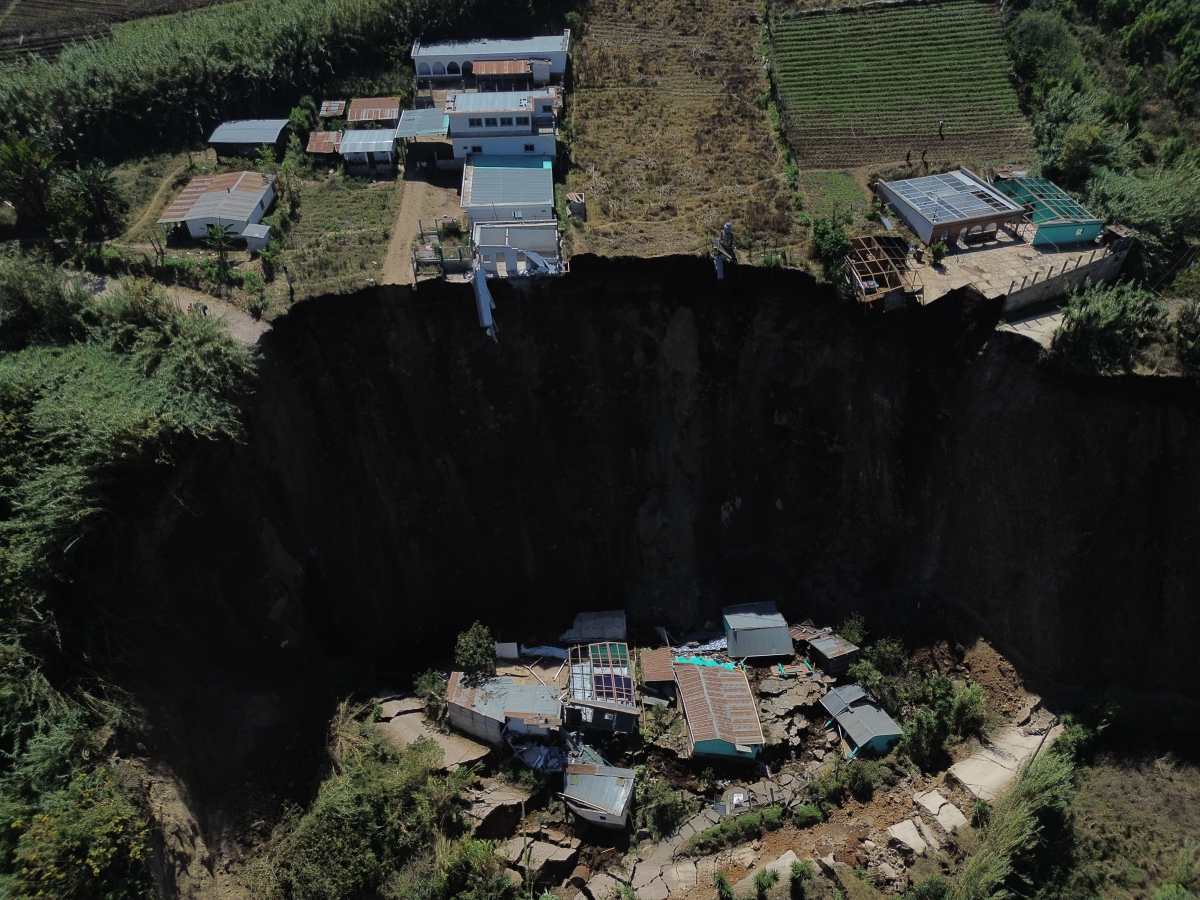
[411,30,571,82]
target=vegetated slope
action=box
[566,0,803,257]
[0,0,236,62]
[770,0,1032,167]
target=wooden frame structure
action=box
[845,235,921,305]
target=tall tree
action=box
[0,138,56,230]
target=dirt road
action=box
[381,161,465,285]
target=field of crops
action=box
[797,169,869,219]
[770,0,1031,167]
[0,0,235,61]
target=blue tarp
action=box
[674,655,736,670]
[396,107,449,138]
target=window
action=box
[471,145,482,154]
[484,117,498,127]
[541,104,553,112]
[524,144,535,152]
[516,116,530,126]
[468,117,482,128]
[500,116,513,126]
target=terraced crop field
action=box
[770,0,1031,167]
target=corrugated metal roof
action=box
[347,97,401,122]
[339,129,399,155]
[993,176,1102,226]
[447,672,561,726]
[445,90,549,114]
[562,763,635,815]
[397,107,449,138]
[158,172,272,225]
[473,222,559,254]
[473,58,533,76]
[412,32,570,59]
[881,168,1023,226]
[319,100,346,117]
[723,602,788,631]
[240,223,270,239]
[461,155,554,208]
[820,683,902,749]
[640,647,674,684]
[809,634,859,659]
[306,131,342,154]
[208,119,288,145]
[674,663,764,748]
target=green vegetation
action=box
[454,621,496,677]
[414,670,449,727]
[791,859,815,899]
[1173,299,1200,374]
[635,774,697,841]
[683,805,789,856]
[247,718,513,900]
[1050,283,1166,374]
[716,871,735,900]
[756,867,781,899]
[808,758,886,809]
[797,170,867,220]
[0,138,127,239]
[769,0,1029,165]
[0,254,255,896]
[812,215,852,282]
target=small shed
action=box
[563,642,639,734]
[639,647,675,700]
[561,762,635,829]
[339,128,400,172]
[208,119,289,158]
[875,168,1024,246]
[473,222,561,277]
[722,602,793,659]
[674,663,764,760]
[446,672,561,747]
[305,130,342,156]
[560,610,626,644]
[806,633,861,676]
[346,96,402,128]
[820,684,902,756]
[319,99,347,119]
[397,107,450,140]
[992,175,1104,248]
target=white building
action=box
[157,171,275,250]
[411,31,571,81]
[339,128,401,171]
[474,222,562,276]
[444,89,559,159]
[461,155,555,224]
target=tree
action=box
[414,670,448,727]
[811,215,851,281]
[454,621,495,677]
[930,241,949,265]
[204,223,236,284]
[837,613,866,646]
[1050,282,1166,374]
[51,163,128,241]
[289,95,319,138]
[901,705,948,771]
[0,138,56,230]
[1173,298,1200,375]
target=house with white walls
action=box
[411,31,571,83]
[443,89,560,160]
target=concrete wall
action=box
[415,48,569,77]
[448,703,503,746]
[453,133,554,160]
[1003,242,1130,314]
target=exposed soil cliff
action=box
[61,256,1199,862]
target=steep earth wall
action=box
[65,256,1200,833]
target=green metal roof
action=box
[994,176,1101,227]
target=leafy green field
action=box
[797,170,869,219]
[770,0,1031,166]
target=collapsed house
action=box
[446,671,561,747]
[561,759,636,829]
[674,663,765,760]
[564,642,639,734]
[722,602,794,659]
[820,684,903,757]
[791,624,861,676]
[639,647,676,701]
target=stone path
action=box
[948,722,1062,801]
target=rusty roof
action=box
[319,99,346,117]
[674,663,764,749]
[640,647,674,684]
[347,97,401,122]
[306,131,342,154]
[447,671,561,726]
[157,171,272,224]
[473,58,533,76]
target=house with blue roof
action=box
[461,155,555,225]
[820,684,903,757]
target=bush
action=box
[951,682,987,739]
[715,872,735,900]
[1051,282,1166,374]
[682,805,788,856]
[837,613,866,646]
[792,804,823,828]
[901,706,949,771]
[10,766,150,899]
[930,241,949,264]
[811,215,851,280]
[414,670,448,727]
[453,621,495,676]
[635,776,695,841]
[903,875,951,899]
[1173,298,1200,374]
[790,859,815,899]
[755,867,780,899]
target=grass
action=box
[797,170,869,220]
[564,0,806,257]
[681,805,791,856]
[270,171,400,303]
[770,0,1031,167]
[112,150,200,243]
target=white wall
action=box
[183,184,275,239]
[453,133,555,159]
[1003,243,1130,314]
[415,48,568,78]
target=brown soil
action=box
[961,637,1027,721]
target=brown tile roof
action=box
[319,99,346,117]
[157,171,271,223]
[473,58,532,76]
[674,664,764,749]
[347,97,401,123]
[640,647,674,684]
[306,131,342,154]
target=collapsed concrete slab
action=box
[464,779,532,838]
[937,802,969,833]
[948,724,1061,800]
[887,819,928,855]
[732,850,800,894]
[374,711,490,769]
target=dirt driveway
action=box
[381,159,465,285]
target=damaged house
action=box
[792,624,861,676]
[561,761,635,829]
[447,672,561,747]
[820,684,903,757]
[723,602,794,659]
[674,663,765,760]
[563,642,639,734]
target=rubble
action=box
[914,788,969,834]
[463,779,531,838]
[732,850,800,894]
[949,722,1062,800]
[887,819,928,855]
[500,836,579,884]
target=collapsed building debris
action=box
[564,641,639,734]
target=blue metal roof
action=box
[397,107,449,138]
[412,32,569,58]
[209,119,288,145]
[820,683,902,750]
[462,155,554,208]
[446,91,544,114]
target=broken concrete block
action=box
[583,872,620,900]
[887,819,928,855]
[732,850,800,894]
[631,861,662,890]
[662,859,698,894]
[639,876,670,900]
[937,802,969,833]
[916,818,942,851]
[914,789,949,817]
